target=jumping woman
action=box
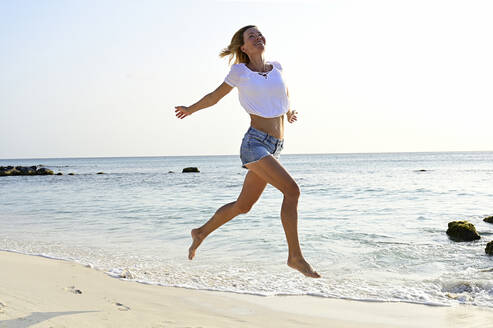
[174,25,320,278]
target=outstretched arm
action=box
[175,82,233,119]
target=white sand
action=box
[1,250,492,327]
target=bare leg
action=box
[188,170,267,260]
[246,155,320,278]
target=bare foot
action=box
[287,257,321,278]
[188,228,204,260]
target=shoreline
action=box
[1,251,493,327]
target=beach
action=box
[1,153,493,327]
[1,250,492,328]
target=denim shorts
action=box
[240,127,284,169]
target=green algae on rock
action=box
[1,166,55,176]
[446,221,481,242]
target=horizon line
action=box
[1,149,492,161]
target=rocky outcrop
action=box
[0,166,53,176]
[446,221,481,242]
[0,166,108,176]
[182,167,200,173]
[483,216,493,224]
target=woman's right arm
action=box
[175,82,233,119]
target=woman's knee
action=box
[234,200,254,214]
[283,182,300,199]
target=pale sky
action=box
[1,0,492,159]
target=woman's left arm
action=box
[286,88,297,123]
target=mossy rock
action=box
[1,166,43,176]
[16,166,36,175]
[446,221,480,242]
[486,241,493,256]
[36,167,54,175]
[25,168,37,175]
[484,216,493,224]
[182,167,200,173]
[2,168,20,176]
[0,167,12,176]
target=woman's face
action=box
[241,27,266,56]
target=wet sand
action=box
[1,250,492,327]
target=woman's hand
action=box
[175,106,193,119]
[287,110,298,123]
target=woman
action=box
[175,25,320,278]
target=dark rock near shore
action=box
[0,167,19,176]
[56,172,63,175]
[16,166,36,175]
[97,172,104,174]
[484,216,493,224]
[486,241,493,255]
[182,167,200,173]
[446,221,481,242]
[68,173,75,175]
[1,166,55,176]
[36,167,54,175]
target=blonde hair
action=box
[219,25,257,65]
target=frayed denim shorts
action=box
[240,127,284,169]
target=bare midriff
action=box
[249,114,285,140]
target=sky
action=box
[1,0,492,159]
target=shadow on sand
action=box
[0,310,97,328]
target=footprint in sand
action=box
[65,286,83,294]
[115,302,130,311]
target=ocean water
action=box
[1,152,493,307]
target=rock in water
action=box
[0,167,11,176]
[36,167,54,175]
[182,167,200,173]
[1,166,38,176]
[446,221,481,242]
[484,216,493,224]
[486,241,493,255]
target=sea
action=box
[1,152,493,307]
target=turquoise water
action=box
[1,152,493,307]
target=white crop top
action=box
[224,61,289,118]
